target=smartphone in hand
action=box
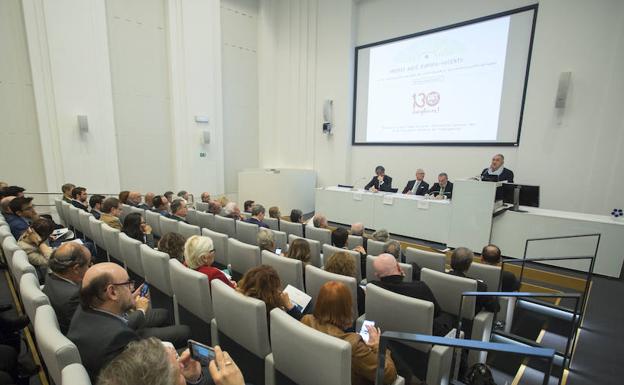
[140,283,149,297]
[188,339,215,366]
[359,320,375,343]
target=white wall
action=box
[258,0,624,215]
[0,0,46,191]
[106,0,174,193]
[221,0,260,196]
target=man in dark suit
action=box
[70,187,89,212]
[364,165,393,192]
[67,262,191,381]
[447,247,500,314]
[88,194,105,220]
[428,172,454,199]
[402,168,429,195]
[481,153,514,183]
[169,198,189,222]
[481,244,520,292]
[245,204,269,228]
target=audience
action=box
[371,229,389,242]
[153,195,170,216]
[237,265,303,319]
[286,238,311,264]
[100,197,122,230]
[289,209,303,223]
[184,235,235,288]
[122,212,154,247]
[17,217,54,270]
[177,190,189,202]
[7,197,38,239]
[157,232,186,262]
[257,228,276,253]
[310,213,328,229]
[70,187,89,211]
[448,247,500,313]
[61,183,75,203]
[245,204,269,228]
[126,192,142,207]
[208,200,221,215]
[268,206,281,219]
[118,190,130,205]
[200,192,211,203]
[223,202,242,220]
[301,281,397,385]
[481,244,520,292]
[243,200,254,213]
[324,252,365,316]
[3,186,25,198]
[169,199,188,222]
[164,191,174,203]
[351,222,364,237]
[140,192,155,210]
[217,196,229,209]
[89,194,105,220]
[67,262,190,381]
[0,196,15,217]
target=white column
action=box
[21,0,120,194]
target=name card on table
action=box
[382,195,394,205]
[353,193,363,201]
[417,200,429,210]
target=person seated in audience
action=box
[7,197,38,239]
[448,247,500,313]
[164,191,174,203]
[289,208,303,223]
[350,222,364,236]
[184,235,236,288]
[257,228,277,253]
[200,191,211,203]
[286,238,311,264]
[89,194,105,220]
[217,196,229,208]
[98,338,243,385]
[0,196,15,217]
[222,202,242,220]
[383,240,404,262]
[237,265,304,319]
[157,232,186,262]
[0,181,8,191]
[67,262,191,381]
[177,190,189,202]
[17,217,54,270]
[208,200,221,215]
[126,191,142,207]
[481,244,520,291]
[118,190,130,205]
[61,183,75,203]
[308,213,328,229]
[100,197,123,230]
[428,172,453,199]
[481,153,514,183]
[2,185,25,198]
[402,168,429,195]
[122,212,154,247]
[245,204,269,228]
[332,227,367,274]
[243,200,254,213]
[169,199,188,222]
[324,252,365,316]
[140,192,155,210]
[153,195,171,216]
[268,206,281,219]
[365,165,393,193]
[371,228,389,243]
[70,186,89,211]
[301,281,397,385]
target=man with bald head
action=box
[200,192,211,203]
[481,153,514,182]
[67,262,190,381]
[402,168,429,195]
[126,191,142,207]
[139,192,155,210]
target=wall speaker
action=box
[555,71,572,109]
[77,115,88,132]
[201,130,211,144]
[322,99,333,134]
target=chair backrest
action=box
[118,233,144,277]
[68,206,80,231]
[467,263,501,292]
[201,228,228,266]
[404,247,446,272]
[87,216,104,248]
[129,206,144,217]
[197,211,216,231]
[269,308,351,385]
[55,200,65,226]
[214,215,236,237]
[169,259,213,322]
[211,280,270,358]
[178,222,201,240]
[78,211,92,239]
[420,268,477,319]
[265,217,279,231]
[34,305,82,385]
[305,265,358,319]
[11,250,37,288]
[160,216,179,237]
[2,236,20,272]
[367,239,386,256]
[366,255,412,283]
[186,209,199,226]
[62,363,91,385]
[365,283,433,352]
[120,204,132,222]
[145,210,162,237]
[101,224,121,260]
[0,225,12,244]
[20,272,51,322]
[261,250,304,291]
[288,234,321,268]
[227,238,261,276]
[195,202,210,212]
[236,220,259,245]
[347,235,363,249]
[322,244,362,282]
[140,244,173,296]
[280,220,304,238]
[272,230,287,252]
[306,226,332,247]
[61,202,71,228]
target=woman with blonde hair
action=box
[184,235,235,288]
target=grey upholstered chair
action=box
[288,234,321,268]
[264,217,279,231]
[118,232,144,277]
[54,200,66,226]
[261,250,304,291]
[214,215,236,237]
[2,237,20,276]
[366,239,386,256]
[305,226,331,247]
[272,230,288,253]
[227,238,261,277]
[347,234,363,249]
[195,202,210,212]
[159,216,179,237]
[201,228,228,267]
[68,206,80,232]
[280,220,304,238]
[404,247,446,272]
[365,255,412,283]
[101,224,122,262]
[196,211,216,231]
[178,222,201,240]
[11,250,37,290]
[61,363,91,385]
[235,220,259,245]
[467,262,515,331]
[186,209,199,226]
[60,202,71,229]
[20,272,51,323]
[78,210,92,240]
[144,210,162,237]
[87,216,105,251]
[304,265,358,319]
[140,244,176,322]
[119,204,132,223]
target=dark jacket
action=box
[364,175,393,192]
[371,275,440,317]
[447,270,500,314]
[481,167,514,183]
[71,200,89,212]
[428,181,454,199]
[402,180,430,195]
[501,270,521,292]
[43,273,80,334]
[6,214,29,240]
[245,217,269,228]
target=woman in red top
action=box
[184,235,236,288]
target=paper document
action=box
[382,195,394,205]
[283,284,312,309]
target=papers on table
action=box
[283,284,312,310]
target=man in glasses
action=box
[67,261,190,382]
[6,196,38,239]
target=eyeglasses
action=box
[108,280,135,290]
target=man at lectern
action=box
[428,173,453,199]
[481,154,514,183]
[402,168,429,195]
[364,165,393,192]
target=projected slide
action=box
[353,6,536,145]
[366,17,509,142]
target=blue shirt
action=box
[245,217,269,228]
[6,214,30,239]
